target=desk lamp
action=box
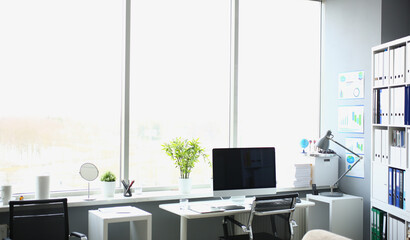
[316,130,363,197]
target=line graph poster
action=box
[338,106,364,133]
[338,71,364,99]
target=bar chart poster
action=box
[345,154,364,179]
[338,106,364,133]
[345,137,364,155]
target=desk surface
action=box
[159,198,315,219]
[89,206,152,221]
[307,193,363,203]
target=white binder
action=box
[400,46,406,82]
[374,52,380,86]
[379,52,384,83]
[390,48,395,85]
[380,88,389,124]
[374,129,382,163]
[391,130,401,168]
[382,129,389,165]
[394,48,398,84]
[383,50,389,85]
[400,130,406,169]
[390,88,396,125]
[395,47,405,84]
[407,45,410,81]
[397,87,405,125]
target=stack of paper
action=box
[293,163,312,188]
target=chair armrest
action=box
[69,232,87,240]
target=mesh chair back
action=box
[249,193,298,239]
[9,198,69,240]
[253,193,297,215]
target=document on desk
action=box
[188,204,224,214]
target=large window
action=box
[0,0,123,193]
[0,0,320,194]
[237,0,321,188]
[129,0,231,188]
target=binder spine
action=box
[388,167,393,205]
[396,168,400,208]
[399,169,404,209]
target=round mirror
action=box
[79,163,99,201]
[80,163,99,181]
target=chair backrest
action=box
[9,198,69,240]
[246,193,299,239]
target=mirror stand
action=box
[84,182,95,201]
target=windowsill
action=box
[0,186,325,213]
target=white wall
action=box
[320,0,382,239]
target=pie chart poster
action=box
[338,71,364,99]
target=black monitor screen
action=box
[212,147,276,193]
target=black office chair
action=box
[220,193,299,240]
[5,198,87,240]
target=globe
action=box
[300,139,309,152]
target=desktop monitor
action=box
[212,147,277,199]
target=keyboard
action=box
[188,204,224,214]
[218,205,245,210]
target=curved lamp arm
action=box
[317,130,363,192]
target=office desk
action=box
[159,198,314,240]
[89,206,152,240]
[306,194,363,239]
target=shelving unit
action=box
[371,35,410,239]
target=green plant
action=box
[100,171,116,182]
[162,137,209,179]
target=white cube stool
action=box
[88,206,152,240]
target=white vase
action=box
[35,175,50,200]
[179,178,192,194]
[102,181,116,198]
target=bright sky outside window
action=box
[129,0,231,187]
[237,0,321,188]
[0,0,123,193]
[0,0,321,194]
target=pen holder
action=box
[122,180,134,197]
[124,188,132,197]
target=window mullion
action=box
[229,0,239,148]
[121,0,131,182]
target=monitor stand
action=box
[228,196,246,205]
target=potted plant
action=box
[100,171,116,198]
[162,137,209,194]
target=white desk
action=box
[88,206,152,240]
[159,198,315,240]
[306,194,363,240]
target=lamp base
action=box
[320,191,344,197]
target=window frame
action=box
[0,0,322,196]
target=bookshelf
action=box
[371,35,410,239]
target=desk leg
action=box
[130,216,152,240]
[180,217,187,240]
[88,212,106,240]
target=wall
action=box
[381,0,410,43]
[320,0,382,239]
